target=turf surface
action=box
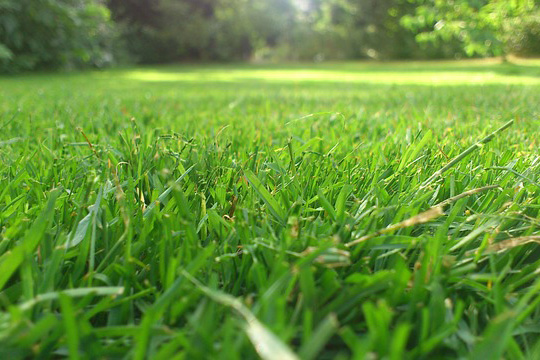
[0,60,539,359]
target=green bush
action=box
[0,43,12,60]
[509,13,540,56]
[0,0,119,73]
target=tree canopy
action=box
[402,0,539,58]
[0,0,116,72]
[0,0,539,72]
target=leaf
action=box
[143,164,196,219]
[398,130,432,171]
[0,137,23,147]
[0,43,13,60]
[244,169,286,224]
[298,313,339,360]
[466,235,540,257]
[390,323,411,360]
[67,213,91,248]
[244,318,299,360]
[346,206,444,248]
[469,312,516,360]
[317,190,337,221]
[345,270,395,286]
[59,293,80,360]
[335,185,353,221]
[19,287,125,311]
[0,188,61,290]
[182,270,299,360]
[66,186,103,248]
[301,247,350,268]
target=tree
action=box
[0,0,117,72]
[286,0,418,60]
[401,0,539,59]
[107,0,298,62]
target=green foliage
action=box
[294,0,418,60]
[0,60,539,357]
[508,11,540,56]
[0,43,12,61]
[108,0,297,63]
[106,0,540,63]
[106,0,421,62]
[0,0,118,72]
[402,0,539,57]
[1,0,539,71]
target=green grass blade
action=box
[299,313,339,360]
[244,169,287,224]
[182,270,299,360]
[59,293,81,360]
[0,188,61,290]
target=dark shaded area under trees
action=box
[0,0,539,72]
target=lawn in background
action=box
[0,60,539,359]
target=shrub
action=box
[509,13,540,56]
[0,0,119,73]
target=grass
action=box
[0,59,539,359]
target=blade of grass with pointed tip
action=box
[423,120,513,186]
[299,313,339,360]
[59,293,80,360]
[143,164,196,219]
[317,190,337,221]
[469,312,515,360]
[66,186,102,249]
[19,287,125,311]
[182,270,299,360]
[335,185,353,222]
[245,169,286,224]
[398,130,432,172]
[0,188,61,290]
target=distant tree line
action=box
[0,0,538,72]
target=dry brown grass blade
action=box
[301,246,351,268]
[435,185,501,207]
[345,207,443,247]
[345,185,500,248]
[468,235,540,256]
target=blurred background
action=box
[0,0,538,73]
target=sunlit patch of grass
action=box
[120,58,540,85]
[124,67,540,85]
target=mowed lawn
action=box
[0,60,539,359]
